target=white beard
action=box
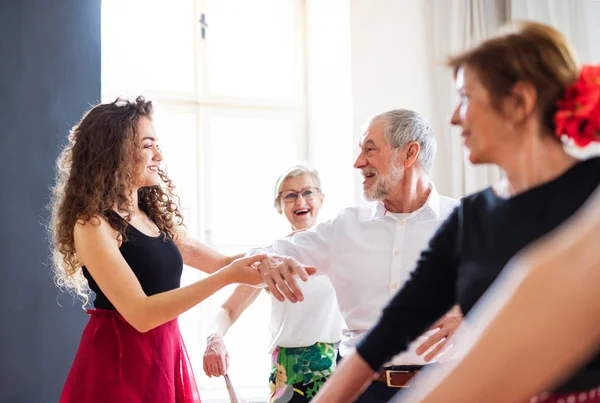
[364,162,404,201]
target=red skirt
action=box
[60,309,201,403]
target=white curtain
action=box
[509,0,595,62]
[508,0,600,159]
[427,0,506,199]
[427,0,600,198]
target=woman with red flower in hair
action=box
[309,21,600,403]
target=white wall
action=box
[308,0,509,203]
[586,0,600,63]
[305,0,355,216]
[306,0,480,203]
[308,0,600,205]
[307,0,441,206]
[348,0,437,202]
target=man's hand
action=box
[203,335,229,377]
[256,254,317,303]
[416,305,463,362]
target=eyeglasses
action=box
[279,187,320,204]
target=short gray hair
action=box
[273,164,322,208]
[366,109,436,174]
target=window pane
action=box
[203,0,301,101]
[101,0,196,93]
[202,108,305,248]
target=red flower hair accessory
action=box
[554,64,600,147]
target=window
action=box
[102,1,307,400]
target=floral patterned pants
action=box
[268,342,338,403]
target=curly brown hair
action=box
[49,96,184,303]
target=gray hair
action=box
[366,109,436,174]
[273,164,322,208]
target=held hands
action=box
[416,305,464,362]
[221,255,266,287]
[203,335,229,377]
[257,254,317,303]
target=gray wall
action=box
[0,1,101,401]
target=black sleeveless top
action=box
[82,213,183,310]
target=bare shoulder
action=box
[74,214,119,238]
[73,215,121,264]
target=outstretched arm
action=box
[75,216,265,333]
[174,228,242,274]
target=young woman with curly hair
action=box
[49,96,264,403]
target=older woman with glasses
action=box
[203,164,344,403]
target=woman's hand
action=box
[221,254,265,286]
[256,254,316,302]
[203,335,229,377]
[416,305,464,362]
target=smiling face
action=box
[134,117,163,188]
[276,174,324,230]
[353,119,404,201]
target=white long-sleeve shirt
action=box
[251,187,459,366]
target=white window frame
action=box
[101,0,308,401]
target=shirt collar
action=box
[366,184,441,221]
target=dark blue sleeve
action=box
[356,206,461,370]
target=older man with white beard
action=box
[251,109,462,402]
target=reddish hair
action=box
[447,21,580,132]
